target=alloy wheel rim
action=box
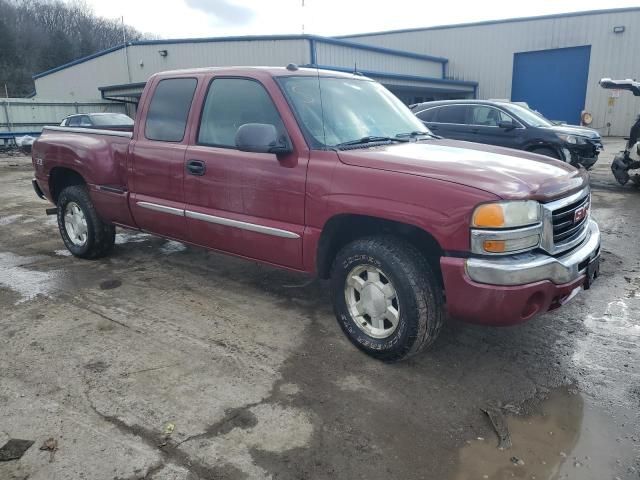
[64,202,88,246]
[344,264,400,339]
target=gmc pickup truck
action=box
[31,66,601,361]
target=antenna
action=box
[122,16,132,83]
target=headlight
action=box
[471,201,542,255]
[556,133,587,145]
[472,200,540,229]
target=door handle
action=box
[186,160,206,176]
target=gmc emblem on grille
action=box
[574,205,589,223]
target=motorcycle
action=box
[599,78,640,186]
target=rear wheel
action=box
[57,185,115,259]
[330,236,444,362]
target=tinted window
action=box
[437,105,469,124]
[79,115,92,127]
[198,78,284,147]
[416,108,439,122]
[67,116,81,127]
[145,78,197,142]
[469,106,512,126]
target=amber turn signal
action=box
[483,240,506,253]
[473,204,505,228]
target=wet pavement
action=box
[0,140,638,479]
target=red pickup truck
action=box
[31,66,601,361]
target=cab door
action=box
[129,77,198,240]
[184,76,308,269]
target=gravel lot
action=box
[0,139,638,480]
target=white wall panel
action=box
[346,9,640,135]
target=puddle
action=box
[453,388,637,480]
[0,252,62,304]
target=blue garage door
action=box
[511,46,591,125]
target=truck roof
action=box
[152,66,372,80]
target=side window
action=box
[198,78,285,148]
[469,106,511,126]
[68,116,80,127]
[79,115,92,127]
[416,108,439,122]
[145,78,198,142]
[437,105,469,124]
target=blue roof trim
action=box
[32,33,449,81]
[337,7,640,38]
[310,36,447,63]
[32,43,126,80]
[305,64,477,88]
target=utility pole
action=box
[301,0,304,34]
[122,16,132,83]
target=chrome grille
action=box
[541,188,591,255]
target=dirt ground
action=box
[0,139,638,480]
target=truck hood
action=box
[337,139,588,201]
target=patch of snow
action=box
[0,214,23,225]
[115,232,153,245]
[160,240,186,254]
[0,252,62,304]
[54,249,72,257]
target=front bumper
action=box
[466,219,600,285]
[441,219,600,326]
[562,142,602,169]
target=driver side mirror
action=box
[498,120,517,131]
[235,123,292,156]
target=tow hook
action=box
[45,207,57,216]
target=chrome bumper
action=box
[465,219,600,286]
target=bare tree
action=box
[0,0,149,96]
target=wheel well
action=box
[526,144,561,157]
[316,214,443,282]
[49,168,85,203]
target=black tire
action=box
[532,147,562,160]
[330,235,444,362]
[57,185,115,259]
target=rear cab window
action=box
[145,78,198,142]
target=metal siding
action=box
[34,49,129,101]
[314,42,442,78]
[128,39,310,82]
[0,99,126,134]
[348,10,640,135]
[34,39,310,102]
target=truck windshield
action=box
[278,76,428,148]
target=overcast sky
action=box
[75,0,638,39]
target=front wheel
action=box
[330,236,444,362]
[57,185,115,259]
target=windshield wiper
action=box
[395,131,437,139]
[336,136,409,148]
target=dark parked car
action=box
[411,100,603,169]
[60,113,134,132]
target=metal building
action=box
[31,35,477,110]
[340,7,640,136]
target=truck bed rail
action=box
[42,125,133,138]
